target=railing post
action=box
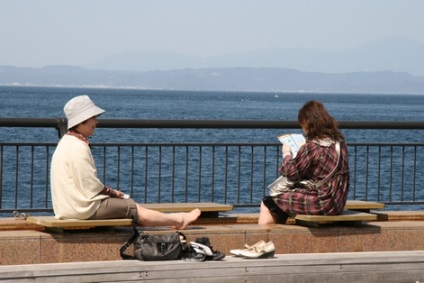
[56,118,67,138]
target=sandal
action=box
[238,241,275,259]
[230,240,266,256]
[186,237,226,261]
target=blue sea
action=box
[1,86,424,214]
[1,86,424,144]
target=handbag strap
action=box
[314,141,341,188]
[120,215,139,260]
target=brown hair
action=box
[298,100,344,141]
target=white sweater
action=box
[50,135,108,219]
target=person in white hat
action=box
[50,95,200,229]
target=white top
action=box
[50,135,108,219]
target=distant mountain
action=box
[1,65,424,94]
[85,36,424,77]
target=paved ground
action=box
[1,251,424,282]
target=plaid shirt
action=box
[276,139,350,215]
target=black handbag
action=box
[120,222,188,261]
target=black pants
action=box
[262,196,289,224]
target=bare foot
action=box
[175,208,201,230]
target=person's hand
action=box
[114,190,126,199]
[282,143,292,157]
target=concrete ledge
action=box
[376,211,424,221]
[1,251,424,282]
[0,218,44,231]
[2,212,424,266]
[2,220,424,266]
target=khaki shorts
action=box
[88,198,138,220]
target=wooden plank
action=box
[294,210,378,227]
[26,216,132,229]
[142,202,234,218]
[295,210,377,222]
[345,200,384,212]
[142,202,233,213]
[25,203,233,229]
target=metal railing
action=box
[1,118,424,215]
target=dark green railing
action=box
[1,118,424,215]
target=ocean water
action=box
[1,85,424,144]
[1,86,424,213]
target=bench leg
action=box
[295,220,366,228]
[45,226,117,234]
[295,220,321,228]
[200,211,219,218]
[348,209,371,213]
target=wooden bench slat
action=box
[142,202,233,213]
[294,210,378,227]
[26,216,132,228]
[295,210,378,222]
[345,200,384,211]
[26,202,233,230]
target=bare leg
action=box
[136,205,201,230]
[258,201,278,225]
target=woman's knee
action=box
[261,196,289,224]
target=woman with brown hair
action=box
[258,100,350,225]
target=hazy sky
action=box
[1,0,423,68]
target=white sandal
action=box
[238,241,275,259]
[230,240,266,256]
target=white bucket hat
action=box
[64,95,105,130]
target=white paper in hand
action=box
[277,133,306,158]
